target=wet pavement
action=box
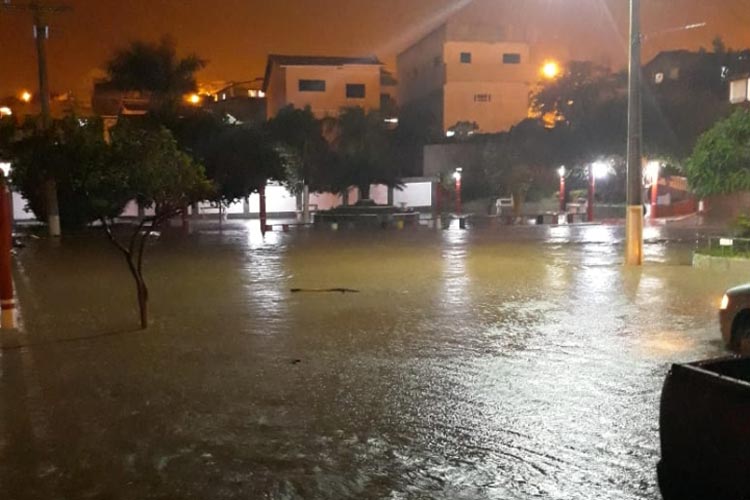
[0,221,738,499]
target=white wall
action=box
[394,182,433,208]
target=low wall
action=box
[693,253,750,272]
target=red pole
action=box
[650,175,659,220]
[455,177,462,215]
[0,183,15,328]
[559,176,566,212]
[259,183,268,234]
[587,168,595,222]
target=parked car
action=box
[720,284,750,352]
[658,356,750,500]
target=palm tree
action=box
[105,36,206,111]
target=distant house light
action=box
[0,163,10,177]
[384,117,399,124]
[0,107,11,117]
[655,72,664,84]
[446,130,456,138]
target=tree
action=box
[266,106,329,192]
[171,112,285,206]
[105,36,206,113]
[96,120,213,329]
[686,110,750,198]
[10,117,122,229]
[329,107,401,201]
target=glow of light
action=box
[0,107,11,117]
[558,166,566,178]
[384,118,399,124]
[20,91,32,103]
[453,168,462,181]
[592,161,610,179]
[445,130,456,138]
[645,161,660,184]
[0,163,10,177]
[187,93,201,105]
[541,60,561,79]
[720,294,730,310]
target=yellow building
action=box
[263,55,383,119]
[397,5,568,135]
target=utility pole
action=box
[2,0,71,237]
[625,0,643,265]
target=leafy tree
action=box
[10,117,120,229]
[105,36,206,113]
[329,107,401,201]
[266,106,329,193]
[170,112,284,205]
[686,110,750,198]
[97,120,213,329]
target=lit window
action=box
[346,84,366,99]
[654,72,664,84]
[299,79,326,92]
[669,67,680,80]
[503,53,521,64]
[474,94,492,103]
[460,52,472,64]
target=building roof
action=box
[263,54,382,91]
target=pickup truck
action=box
[658,356,750,500]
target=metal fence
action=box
[705,237,750,257]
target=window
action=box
[346,84,366,99]
[474,94,492,103]
[299,79,326,92]
[654,72,665,84]
[669,67,680,80]
[460,52,472,64]
[503,53,521,64]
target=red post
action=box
[259,183,268,234]
[454,173,462,216]
[559,175,566,212]
[587,168,595,222]
[0,183,15,328]
[650,175,659,220]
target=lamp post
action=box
[453,168,462,215]
[646,161,660,220]
[588,162,609,223]
[625,0,644,265]
[558,166,566,212]
[587,165,595,223]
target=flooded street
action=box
[0,222,736,499]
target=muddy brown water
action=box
[0,222,736,499]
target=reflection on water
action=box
[0,222,735,499]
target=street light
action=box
[541,60,561,79]
[186,93,201,105]
[20,90,32,103]
[558,166,566,212]
[645,161,660,220]
[453,168,462,215]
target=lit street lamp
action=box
[453,168,462,215]
[542,60,561,80]
[558,166,566,212]
[20,90,32,103]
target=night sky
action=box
[2,0,750,99]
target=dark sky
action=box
[2,0,750,98]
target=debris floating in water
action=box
[290,288,360,294]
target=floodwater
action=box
[0,221,737,499]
